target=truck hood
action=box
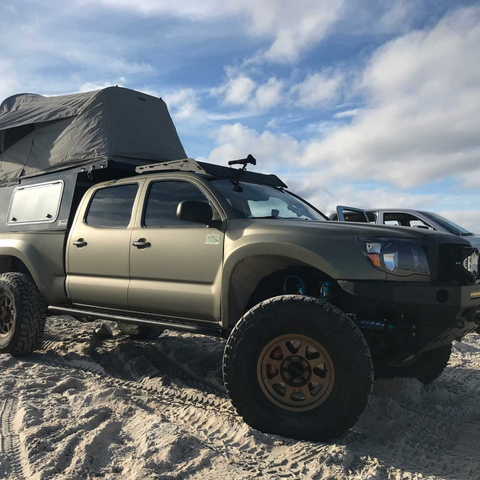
[242,218,430,240]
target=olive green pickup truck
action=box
[0,156,478,441]
[0,87,478,441]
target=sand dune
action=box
[1,316,479,479]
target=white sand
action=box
[1,316,480,479]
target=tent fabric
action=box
[0,87,187,185]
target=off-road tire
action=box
[223,295,373,441]
[117,321,164,340]
[375,343,452,385]
[0,273,46,356]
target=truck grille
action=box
[438,244,477,285]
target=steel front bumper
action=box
[339,281,480,344]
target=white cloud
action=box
[78,78,127,92]
[255,78,284,109]
[299,7,480,188]
[440,210,480,235]
[211,76,256,106]
[0,59,17,102]
[90,0,345,63]
[206,123,300,169]
[163,88,198,120]
[377,0,420,34]
[291,71,343,108]
[334,108,361,118]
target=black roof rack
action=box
[136,158,287,188]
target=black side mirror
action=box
[177,200,213,224]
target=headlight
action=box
[356,238,430,277]
[464,248,479,280]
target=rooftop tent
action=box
[0,87,187,186]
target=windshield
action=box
[422,211,473,236]
[210,179,326,221]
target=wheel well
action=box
[0,256,31,276]
[227,255,337,327]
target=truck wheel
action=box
[223,295,373,441]
[0,273,46,356]
[117,321,164,340]
[375,343,452,385]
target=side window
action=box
[144,181,209,227]
[86,184,138,228]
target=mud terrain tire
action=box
[0,273,46,356]
[117,321,164,340]
[375,343,452,385]
[223,295,373,441]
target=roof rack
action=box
[135,157,288,188]
[135,158,205,174]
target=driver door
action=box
[128,177,225,321]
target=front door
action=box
[66,182,140,309]
[128,178,224,321]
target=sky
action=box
[1,0,479,231]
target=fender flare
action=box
[221,242,339,327]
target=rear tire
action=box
[0,273,46,356]
[375,343,452,385]
[117,321,164,340]
[223,295,373,441]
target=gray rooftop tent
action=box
[0,86,187,186]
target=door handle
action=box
[132,239,151,249]
[73,238,88,248]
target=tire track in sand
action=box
[0,398,26,479]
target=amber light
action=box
[367,253,382,267]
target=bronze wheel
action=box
[0,293,15,337]
[224,296,373,441]
[257,334,335,411]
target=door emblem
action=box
[206,233,220,245]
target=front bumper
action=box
[339,281,480,350]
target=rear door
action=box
[128,177,225,322]
[66,181,142,309]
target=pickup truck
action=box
[0,87,479,442]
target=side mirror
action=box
[177,200,213,224]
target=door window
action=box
[144,181,209,227]
[86,184,138,228]
[384,212,432,229]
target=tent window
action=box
[2,124,35,152]
[8,181,64,225]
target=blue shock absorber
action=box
[320,282,331,298]
[283,275,305,295]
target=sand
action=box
[0,316,479,479]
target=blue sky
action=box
[1,0,479,230]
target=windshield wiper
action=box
[461,232,474,236]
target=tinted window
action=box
[86,184,138,228]
[144,181,209,227]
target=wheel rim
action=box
[257,334,335,412]
[0,293,15,337]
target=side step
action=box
[48,306,226,337]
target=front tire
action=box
[375,344,452,385]
[223,295,373,441]
[0,273,46,356]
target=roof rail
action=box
[136,158,206,174]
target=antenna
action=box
[228,154,257,171]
